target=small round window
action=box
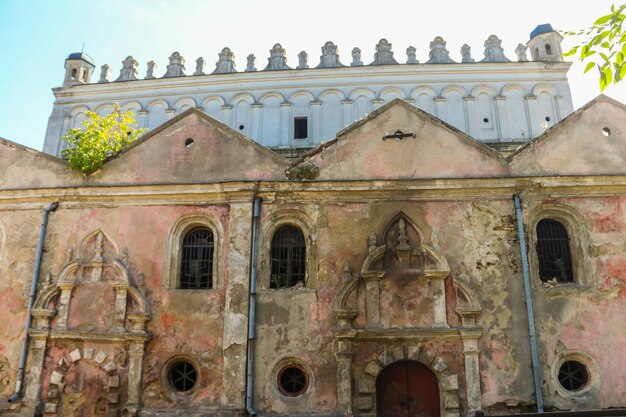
[558,360,588,392]
[168,359,198,393]
[277,364,308,397]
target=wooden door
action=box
[376,360,441,417]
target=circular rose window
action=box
[277,364,309,397]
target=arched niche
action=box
[29,230,150,417]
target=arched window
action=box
[180,227,214,289]
[545,43,552,55]
[270,226,306,288]
[536,219,573,282]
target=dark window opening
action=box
[180,227,214,289]
[536,219,573,282]
[558,360,588,391]
[278,364,308,396]
[168,360,198,392]
[294,117,308,139]
[545,116,551,122]
[545,43,552,55]
[71,68,78,79]
[271,226,306,288]
[239,124,244,130]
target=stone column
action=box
[371,99,384,110]
[126,340,146,408]
[464,96,477,137]
[136,110,148,129]
[362,272,384,327]
[429,276,449,328]
[221,201,253,408]
[251,103,262,142]
[280,102,291,147]
[554,95,564,121]
[342,99,353,128]
[113,286,127,331]
[56,115,72,155]
[335,339,354,410]
[221,105,233,127]
[494,96,507,140]
[434,97,446,120]
[310,100,322,142]
[524,95,538,138]
[22,334,48,414]
[56,283,75,329]
[460,328,483,413]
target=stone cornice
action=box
[2,175,626,207]
[51,62,572,104]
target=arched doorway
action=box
[376,360,440,417]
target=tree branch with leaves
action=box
[62,104,146,174]
[563,3,626,91]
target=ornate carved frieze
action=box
[264,43,291,70]
[371,39,398,65]
[163,51,186,77]
[212,47,236,74]
[317,41,344,68]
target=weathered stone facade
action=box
[1,95,626,417]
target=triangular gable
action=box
[510,95,626,176]
[290,99,508,181]
[92,108,290,184]
[0,138,82,189]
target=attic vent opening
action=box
[483,117,489,123]
[602,127,611,137]
[185,138,195,148]
[239,124,245,130]
[545,116,551,122]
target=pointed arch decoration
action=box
[332,212,483,416]
[27,230,151,417]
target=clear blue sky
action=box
[1,0,624,151]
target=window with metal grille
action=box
[180,227,214,289]
[270,226,306,288]
[536,219,573,282]
[294,117,308,139]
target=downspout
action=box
[246,197,262,416]
[9,201,59,403]
[513,195,544,413]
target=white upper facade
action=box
[43,26,573,157]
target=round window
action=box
[167,359,198,393]
[557,360,588,392]
[277,364,308,397]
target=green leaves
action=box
[563,3,626,91]
[61,104,146,174]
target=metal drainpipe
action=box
[513,195,544,412]
[246,197,262,416]
[9,201,59,403]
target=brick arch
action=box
[43,347,122,417]
[358,347,460,417]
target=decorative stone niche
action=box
[27,230,151,417]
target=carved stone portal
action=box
[332,212,482,416]
[26,230,150,417]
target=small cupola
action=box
[63,52,95,86]
[527,23,564,62]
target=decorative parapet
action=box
[115,56,138,81]
[65,28,566,85]
[371,38,398,65]
[427,36,456,64]
[350,47,363,66]
[481,34,510,62]
[317,41,344,68]
[212,47,236,74]
[264,43,291,70]
[163,51,186,77]
[461,44,474,63]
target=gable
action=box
[0,138,82,189]
[92,109,290,185]
[291,100,508,181]
[510,96,626,176]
